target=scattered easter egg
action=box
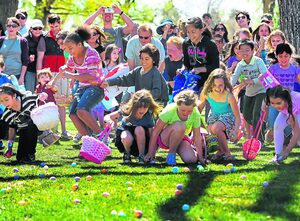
[5,187,12,193]
[102,192,110,197]
[226,163,233,168]
[134,210,143,218]
[71,162,77,167]
[263,181,269,187]
[43,165,49,170]
[74,176,80,182]
[101,169,107,173]
[125,181,132,186]
[111,210,118,215]
[18,200,28,206]
[72,199,81,204]
[86,175,92,181]
[118,211,126,217]
[172,167,180,173]
[182,204,190,211]
[230,167,237,172]
[13,175,20,180]
[40,162,45,167]
[224,169,230,174]
[39,174,45,178]
[0,188,6,194]
[183,167,190,172]
[175,189,182,196]
[176,184,183,190]
[197,165,204,171]
[72,183,79,191]
[240,174,247,179]
[13,168,19,173]
[50,176,56,181]
[127,187,132,191]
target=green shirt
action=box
[159,103,201,135]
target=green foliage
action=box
[156,1,181,25]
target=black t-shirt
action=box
[164,56,183,94]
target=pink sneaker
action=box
[4,149,14,158]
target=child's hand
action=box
[100,81,109,88]
[29,54,35,62]
[38,92,48,102]
[59,65,67,73]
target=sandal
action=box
[223,155,236,161]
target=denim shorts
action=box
[69,86,104,114]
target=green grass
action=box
[0,121,300,221]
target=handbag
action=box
[30,100,60,131]
[259,71,280,89]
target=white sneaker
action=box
[73,133,82,143]
[61,131,73,141]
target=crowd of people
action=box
[0,5,299,165]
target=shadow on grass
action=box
[248,160,300,220]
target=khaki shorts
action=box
[53,76,72,106]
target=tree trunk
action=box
[0,0,19,26]
[278,0,300,54]
[263,0,276,14]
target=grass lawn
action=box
[0,119,300,221]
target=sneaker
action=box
[138,154,145,164]
[4,148,14,158]
[20,154,36,164]
[0,140,5,150]
[166,153,176,165]
[123,152,131,163]
[73,133,82,143]
[60,131,73,141]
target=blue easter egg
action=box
[263,181,269,187]
[13,175,20,180]
[71,162,77,167]
[39,174,45,178]
[224,169,230,174]
[172,167,180,173]
[176,184,183,190]
[74,176,80,182]
[230,167,236,172]
[182,204,190,211]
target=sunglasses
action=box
[262,20,271,24]
[16,14,26,20]
[32,27,43,31]
[92,32,99,36]
[6,24,18,28]
[237,15,246,20]
[139,35,150,40]
[215,27,225,32]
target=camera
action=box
[105,7,113,13]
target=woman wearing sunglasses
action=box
[87,24,107,60]
[0,17,28,86]
[24,19,44,92]
[235,11,252,33]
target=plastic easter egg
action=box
[183,167,190,172]
[127,187,132,191]
[134,210,143,218]
[72,183,79,191]
[5,187,12,193]
[263,181,269,187]
[172,167,180,173]
[50,176,56,181]
[0,189,6,194]
[176,184,183,190]
[240,174,247,179]
[102,192,110,197]
[13,175,20,180]
[86,175,92,181]
[101,169,107,173]
[182,204,190,211]
[74,176,80,182]
[40,162,45,167]
[39,174,45,178]
[71,162,77,167]
[72,199,81,204]
[111,210,118,215]
[118,211,126,217]
[18,200,28,206]
[230,167,237,172]
[175,189,182,196]
[43,165,49,170]
[226,163,233,168]
[224,169,230,174]
[125,181,132,186]
[197,165,204,171]
[13,168,19,173]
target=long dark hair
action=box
[266,86,294,122]
[0,83,23,97]
[64,25,91,45]
[213,23,229,43]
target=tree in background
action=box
[278,0,300,54]
[0,0,19,25]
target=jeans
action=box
[24,71,36,93]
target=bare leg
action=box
[177,141,197,163]
[160,122,185,153]
[76,109,101,134]
[58,106,67,133]
[134,126,146,155]
[69,113,90,136]
[120,131,134,153]
[209,122,231,156]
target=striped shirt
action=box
[1,95,38,128]
[66,47,103,87]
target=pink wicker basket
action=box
[80,126,112,164]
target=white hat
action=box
[30,19,44,28]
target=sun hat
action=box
[156,19,176,35]
[30,19,44,28]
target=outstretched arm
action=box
[84,6,105,25]
[112,4,134,35]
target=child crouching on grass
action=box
[0,84,47,163]
[104,89,161,164]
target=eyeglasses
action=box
[139,35,150,40]
[92,32,99,36]
[237,15,246,20]
[32,27,43,31]
[215,27,225,32]
[16,14,26,20]
[6,24,18,28]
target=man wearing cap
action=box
[156,19,177,55]
[24,19,44,92]
[85,4,134,62]
[125,24,165,72]
[15,9,29,37]
[261,13,273,28]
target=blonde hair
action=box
[201,68,233,96]
[137,24,153,36]
[265,29,286,50]
[37,68,53,80]
[233,28,252,41]
[174,90,198,107]
[166,36,184,49]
